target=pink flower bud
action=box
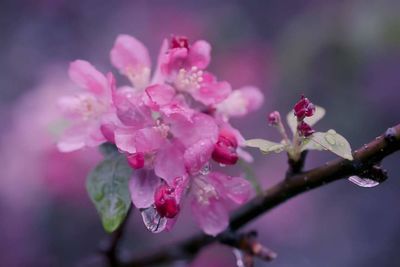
[127,153,145,169]
[170,36,189,49]
[268,111,281,126]
[294,95,315,120]
[212,129,239,165]
[297,121,315,137]
[154,184,180,218]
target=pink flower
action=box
[58,34,264,235]
[191,172,252,236]
[57,60,117,152]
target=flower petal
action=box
[68,60,108,95]
[143,84,175,110]
[110,34,151,74]
[208,172,252,204]
[192,80,232,106]
[154,142,186,185]
[188,40,211,69]
[129,169,160,209]
[191,194,229,236]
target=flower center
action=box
[174,66,203,92]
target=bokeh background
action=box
[1,0,400,266]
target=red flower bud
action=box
[294,95,315,120]
[154,184,180,219]
[212,129,239,165]
[297,121,315,137]
[268,111,281,126]
[127,153,145,169]
[170,36,189,49]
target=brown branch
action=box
[118,124,400,267]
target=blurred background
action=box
[1,0,400,266]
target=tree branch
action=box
[118,124,400,267]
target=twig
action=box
[99,206,133,267]
[114,124,400,267]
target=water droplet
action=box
[219,163,226,167]
[140,205,167,233]
[363,145,368,149]
[348,176,380,188]
[199,163,211,175]
[232,248,251,267]
[325,134,336,145]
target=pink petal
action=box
[151,38,168,84]
[114,127,137,153]
[191,194,229,236]
[184,139,214,175]
[110,34,151,74]
[208,172,252,205]
[114,126,165,154]
[161,47,188,77]
[134,127,166,153]
[68,60,108,95]
[192,80,232,106]
[239,86,264,113]
[188,40,211,69]
[143,84,175,110]
[159,95,194,122]
[129,169,160,209]
[169,113,218,148]
[112,86,152,128]
[154,142,186,185]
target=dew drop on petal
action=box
[140,205,167,233]
[199,162,211,175]
[325,134,336,145]
[348,176,380,188]
[327,129,336,134]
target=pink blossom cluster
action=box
[57,35,264,235]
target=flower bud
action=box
[170,36,189,49]
[212,129,239,165]
[297,121,315,137]
[127,153,145,169]
[294,95,315,120]
[268,111,281,126]
[154,184,180,218]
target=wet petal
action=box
[69,60,108,95]
[129,170,160,209]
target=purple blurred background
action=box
[1,0,400,266]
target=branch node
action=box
[385,127,397,143]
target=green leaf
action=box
[246,139,285,154]
[309,130,353,160]
[86,154,132,232]
[286,105,326,135]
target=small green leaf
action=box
[310,129,353,160]
[246,139,285,154]
[87,154,132,232]
[287,105,326,135]
[300,138,326,151]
